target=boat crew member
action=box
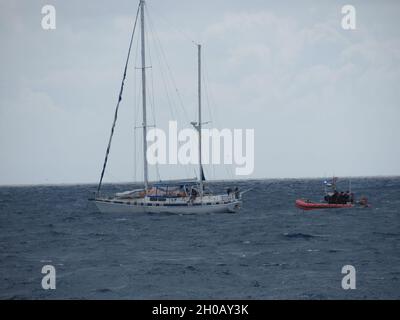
[344,191,350,203]
[338,192,345,204]
[329,190,339,204]
[190,188,198,201]
[234,187,240,199]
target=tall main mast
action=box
[140,0,149,190]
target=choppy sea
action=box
[0,177,399,299]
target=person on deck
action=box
[344,191,350,203]
[329,190,339,204]
[234,187,240,199]
[338,192,346,204]
[189,188,198,203]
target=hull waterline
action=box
[93,199,241,214]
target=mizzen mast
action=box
[197,44,204,195]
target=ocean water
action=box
[0,177,399,299]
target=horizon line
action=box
[0,174,399,188]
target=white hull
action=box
[93,199,241,214]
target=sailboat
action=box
[92,0,242,214]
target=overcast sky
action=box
[1,0,399,185]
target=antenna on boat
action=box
[140,0,149,190]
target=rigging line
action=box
[145,17,157,130]
[134,23,141,120]
[147,10,191,183]
[200,59,213,181]
[203,58,234,180]
[145,9,177,122]
[201,69,212,179]
[203,58,218,126]
[202,63,213,126]
[145,19,161,182]
[146,14,191,180]
[97,3,141,193]
[145,8,180,184]
[145,17,187,180]
[134,68,142,182]
[145,10,176,122]
[145,7,198,127]
[145,7,198,181]
[145,7,190,123]
[133,28,141,183]
[205,63,235,180]
[133,24,142,182]
[134,35,143,187]
[194,54,212,180]
[146,2,187,188]
[202,63,217,180]
[133,125,137,182]
[146,1,198,47]
[133,32,142,182]
[147,64,161,182]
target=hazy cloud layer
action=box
[1,0,399,185]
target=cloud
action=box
[198,8,400,178]
[1,1,400,184]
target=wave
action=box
[283,232,319,239]
[373,232,399,237]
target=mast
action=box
[140,0,149,190]
[197,44,203,195]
